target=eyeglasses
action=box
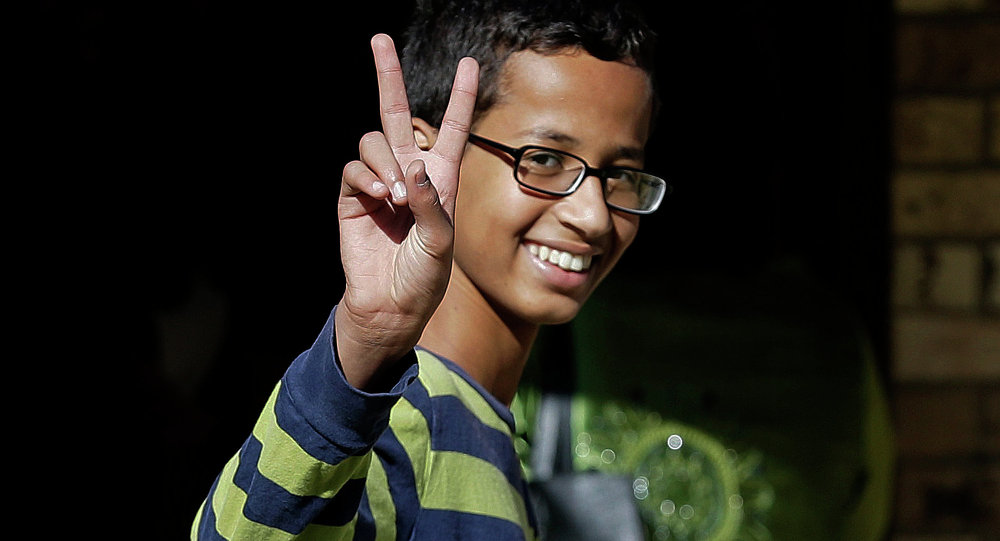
[468,133,670,214]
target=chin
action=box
[512,295,587,327]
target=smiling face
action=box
[449,48,655,327]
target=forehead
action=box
[482,49,655,147]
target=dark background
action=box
[33,0,891,538]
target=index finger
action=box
[431,57,480,165]
[371,34,415,153]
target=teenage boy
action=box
[192,1,667,539]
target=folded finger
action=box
[359,131,407,203]
[342,160,390,199]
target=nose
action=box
[552,174,613,239]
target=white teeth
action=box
[527,244,593,272]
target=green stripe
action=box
[210,451,298,540]
[297,521,355,541]
[366,456,397,541]
[388,396,431,498]
[205,449,360,541]
[253,382,371,498]
[416,351,511,436]
[422,450,532,539]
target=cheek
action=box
[456,155,543,233]
[454,159,518,259]
[617,215,640,246]
[602,214,640,273]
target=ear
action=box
[412,118,438,150]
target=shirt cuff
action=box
[281,305,419,456]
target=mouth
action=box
[526,243,594,273]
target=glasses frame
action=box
[467,133,668,215]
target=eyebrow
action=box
[519,126,646,163]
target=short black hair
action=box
[401,0,657,128]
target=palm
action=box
[337,34,478,360]
[338,143,453,315]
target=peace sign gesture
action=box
[335,34,479,390]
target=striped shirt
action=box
[192,308,539,540]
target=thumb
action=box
[405,160,454,258]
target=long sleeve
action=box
[191,307,419,541]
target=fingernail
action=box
[392,182,407,200]
[417,175,431,188]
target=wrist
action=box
[334,301,422,391]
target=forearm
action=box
[192,307,418,540]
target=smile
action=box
[527,243,594,273]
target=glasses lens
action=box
[514,146,668,213]
[516,148,586,193]
[605,170,667,212]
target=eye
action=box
[522,149,567,173]
[605,169,640,191]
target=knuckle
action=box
[431,148,460,165]
[382,102,411,116]
[452,87,478,100]
[343,160,361,176]
[343,160,375,181]
[359,131,384,149]
[440,117,470,134]
[377,64,404,77]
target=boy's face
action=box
[452,49,654,326]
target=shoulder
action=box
[411,349,514,435]
[384,349,515,445]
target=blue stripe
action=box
[414,508,528,540]
[194,476,226,541]
[429,394,524,488]
[520,476,540,531]
[373,427,420,538]
[280,307,419,460]
[232,435,360,534]
[427,350,517,430]
[273,379,354,466]
[313,477,366,527]
[404,377,522,489]
[401,374,433,419]
[351,490,376,541]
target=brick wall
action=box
[891,0,1000,539]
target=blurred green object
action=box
[514,262,895,541]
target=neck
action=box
[418,269,539,406]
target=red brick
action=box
[989,242,1000,312]
[894,460,1000,532]
[893,170,1000,237]
[985,393,1000,455]
[894,243,930,307]
[895,385,983,457]
[928,243,983,310]
[895,0,985,13]
[894,98,985,165]
[892,533,987,541]
[893,313,1000,381]
[896,21,1000,91]
[991,96,1000,162]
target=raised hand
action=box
[335,34,479,390]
